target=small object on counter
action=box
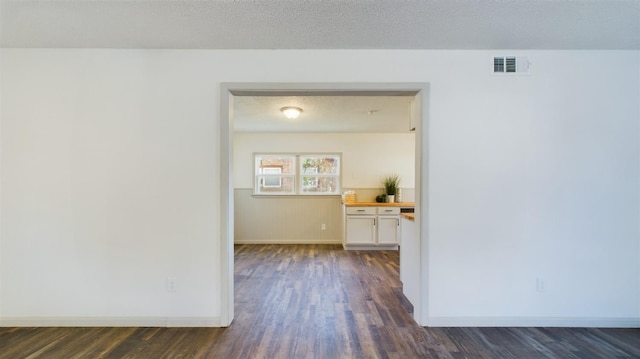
[397,188,403,203]
[375,194,386,203]
[382,174,400,198]
[342,190,356,203]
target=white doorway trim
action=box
[220,82,430,326]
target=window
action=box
[254,153,341,196]
[299,155,340,195]
[255,155,296,195]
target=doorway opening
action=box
[220,83,430,326]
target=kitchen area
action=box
[342,200,414,250]
[232,93,418,247]
[231,91,422,322]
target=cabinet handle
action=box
[397,219,400,226]
[357,209,365,212]
[374,219,376,226]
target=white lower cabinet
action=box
[345,216,376,245]
[344,206,400,249]
[377,215,400,245]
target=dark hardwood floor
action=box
[1,244,638,358]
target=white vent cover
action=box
[493,56,530,73]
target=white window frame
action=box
[298,154,341,196]
[254,154,296,195]
[254,153,341,196]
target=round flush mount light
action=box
[280,106,303,119]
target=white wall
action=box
[425,51,640,326]
[1,49,638,327]
[1,50,222,325]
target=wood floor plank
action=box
[1,244,639,358]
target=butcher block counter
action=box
[343,202,415,207]
[400,213,415,221]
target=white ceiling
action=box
[233,95,414,133]
[1,0,638,50]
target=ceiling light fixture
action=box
[281,106,303,119]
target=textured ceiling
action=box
[1,0,638,50]
[233,95,414,133]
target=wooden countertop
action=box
[400,213,415,221]
[343,202,415,207]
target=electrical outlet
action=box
[166,276,177,293]
[321,224,326,230]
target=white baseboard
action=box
[0,316,222,327]
[427,316,640,328]
[234,239,341,244]
[344,244,398,251]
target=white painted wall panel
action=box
[426,51,640,324]
[1,50,222,322]
[234,189,343,244]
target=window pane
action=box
[255,155,296,195]
[256,175,296,194]
[300,176,339,194]
[256,155,295,175]
[300,155,340,175]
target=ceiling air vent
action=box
[493,56,530,74]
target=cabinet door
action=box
[377,216,399,245]
[345,216,376,245]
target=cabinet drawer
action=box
[346,207,376,215]
[378,207,400,215]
